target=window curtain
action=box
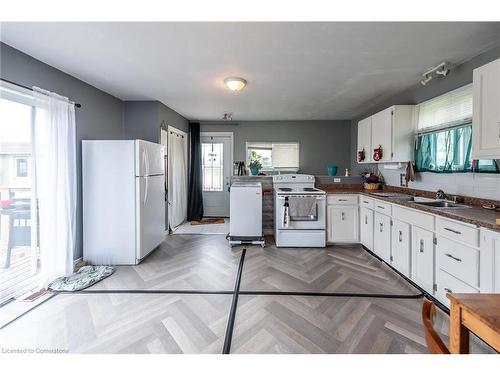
[187,122,204,221]
[168,130,187,228]
[415,125,499,173]
[33,87,76,287]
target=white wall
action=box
[381,166,500,201]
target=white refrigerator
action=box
[82,139,166,265]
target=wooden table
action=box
[447,293,500,353]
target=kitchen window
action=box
[16,158,29,177]
[246,142,300,172]
[414,85,499,173]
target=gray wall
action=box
[200,121,351,176]
[123,101,189,143]
[1,42,124,260]
[349,43,500,175]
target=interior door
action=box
[201,135,231,217]
[137,175,165,259]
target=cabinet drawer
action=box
[359,196,374,209]
[437,236,479,288]
[327,195,358,205]
[392,205,435,231]
[436,217,479,247]
[374,200,392,215]
[436,269,478,307]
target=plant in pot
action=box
[248,151,263,176]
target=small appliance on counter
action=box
[228,181,265,247]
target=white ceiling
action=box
[1,22,499,120]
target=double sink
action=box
[370,192,470,209]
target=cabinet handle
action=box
[444,227,461,235]
[365,216,368,225]
[338,199,348,202]
[419,239,424,253]
[341,212,345,221]
[379,223,383,232]
[377,205,385,210]
[444,287,453,293]
[445,253,462,262]
[398,230,403,242]
[363,200,369,204]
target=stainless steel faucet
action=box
[435,189,447,200]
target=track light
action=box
[420,75,432,86]
[222,112,233,121]
[420,62,450,86]
[435,67,450,77]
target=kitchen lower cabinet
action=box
[411,226,435,294]
[327,205,358,243]
[359,206,374,250]
[479,228,500,293]
[373,212,391,263]
[391,219,411,278]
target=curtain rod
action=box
[0,78,82,108]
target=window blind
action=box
[272,143,299,169]
[416,84,472,134]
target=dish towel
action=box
[288,196,317,219]
[405,161,415,182]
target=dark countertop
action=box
[319,186,500,233]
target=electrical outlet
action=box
[334,178,341,183]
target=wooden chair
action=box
[422,298,450,354]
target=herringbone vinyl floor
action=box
[0,234,494,354]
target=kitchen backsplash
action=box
[381,166,500,201]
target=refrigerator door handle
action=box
[145,148,150,177]
[144,177,149,205]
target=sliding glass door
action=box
[0,92,39,304]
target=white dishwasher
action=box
[229,181,265,247]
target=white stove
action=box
[273,174,326,247]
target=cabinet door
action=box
[472,58,500,159]
[411,226,435,294]
[371,107,393,162]
[480,229,500,293]
[391,219,411,277]
[373,212,391,262]
[357,117,372,163]
[328,205,358,243]
[360,207,374,250]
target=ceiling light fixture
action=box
[224,77,247,91]
[420,62,450,86]
[222,112,233,121]
[420,74,433,86]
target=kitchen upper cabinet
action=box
[391,219,411,278]
[472,57,500,159]
[373,212,391,263]
[411,226,435,294]
[359,206,374,250]
[371,107,393,162]
[327,205,358,243]
[356,105,415,164]
[357,117,372,163]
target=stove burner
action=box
[279,188,293,191]
[303,187,318,192]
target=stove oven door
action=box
[276,195,326,230]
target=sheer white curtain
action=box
[33,87,76,287]
[168,130,187,228]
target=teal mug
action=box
[327,166,338,176]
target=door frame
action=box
[167,126,188,230]
[200,132,234,177]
